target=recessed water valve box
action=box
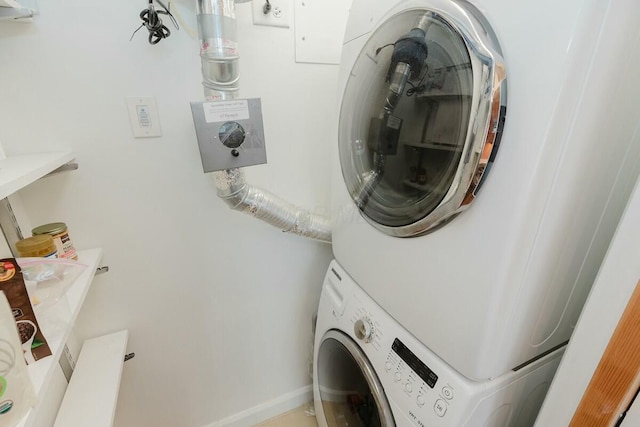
[190,98,267,172]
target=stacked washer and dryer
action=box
[312,0,640,426]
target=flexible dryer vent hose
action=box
[196,0,332,243]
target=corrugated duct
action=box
[196,0,332,243]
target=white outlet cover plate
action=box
[252,0,290,28]
[126,96,162,138]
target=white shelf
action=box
[54,330,128,427]
[0,151,75,200]
[0,0,37,21]
[16,248,104,427]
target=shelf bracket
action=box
[96,266,110,275]
[43,161,79,178]
[0,198,23,257]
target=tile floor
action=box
[255,405,318,427]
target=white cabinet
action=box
[0,150,125,427]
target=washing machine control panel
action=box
[383,338,457,424]
[391,339,438,387]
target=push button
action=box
[416,394,426,408]
[442,386,454,400]
[404,382,413,394]
[434,399,447,417]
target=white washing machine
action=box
[331,0,640,381]
[313,261,564,427]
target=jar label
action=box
[52,232,77,260]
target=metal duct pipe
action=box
[216,169,332,242]
[196,0,239,100]
[196,0,332,243]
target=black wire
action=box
[405,64,430,96]
[130,0,179,45]
[156,0,179,29]
[375,43,395,56]
[406,64,429,96]
[406,81,426,97]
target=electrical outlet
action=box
[252,0,290,28]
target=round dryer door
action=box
[317,330,395,426]
[339,2,506,236]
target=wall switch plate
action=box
[126,96,162,138]
[252,0,290,28]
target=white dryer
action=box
[313,261,564,427]
[331,0,640,380]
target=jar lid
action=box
[15,235,55,251]
[32,222,68,235]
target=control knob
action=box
[219,121,246,149]
[354,317,375,343]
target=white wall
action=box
[0,1,344,425]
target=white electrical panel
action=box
[294,0,352,64]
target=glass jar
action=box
[31,222,77,260]
[15,235,57,258]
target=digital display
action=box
[392,338,438,388]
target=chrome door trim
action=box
[356,0,507,237]
[319,330,396,426]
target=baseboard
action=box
[204,385,314,427]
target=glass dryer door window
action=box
[339,5,506,236]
